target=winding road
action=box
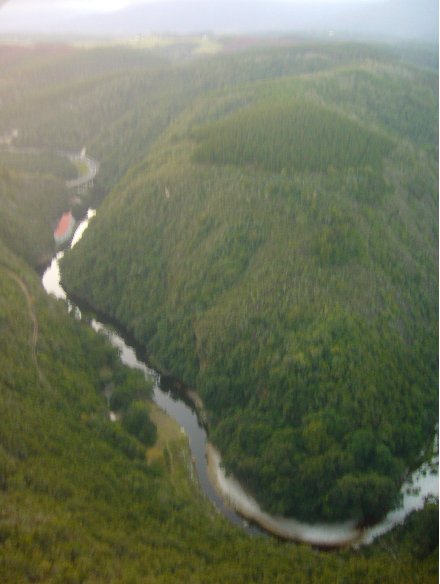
[65,153,99,190]
[0,145,99,191]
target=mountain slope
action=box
[61,46,438,523]
[0,42,437,581]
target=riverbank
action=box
[50,210,439,550]
[147,402,202,500]
[153,371,439,548]
[206,443,362,548]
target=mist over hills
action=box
[0,0,438,42]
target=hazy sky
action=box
[0,0,436,41]
[0,0,379,15]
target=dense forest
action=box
[59,42,438,524]
[0,39,437,581]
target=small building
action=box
[54,211,76,245]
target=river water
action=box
[42,209,438,548]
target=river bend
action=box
[42,210,439,548]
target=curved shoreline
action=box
[206,445,361,548]
[151,372,439,548]
[45,210,439,550]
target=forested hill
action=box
[0,40,438,581]
[60,42,438,525]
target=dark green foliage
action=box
[307,67,439,149]
[312,207,364,265]
[409,500,439,560]
[324,473,398,524]
[0,206,432,584]
[0,40,438,583]
[91,416,147,461]
[122,401,157,447]
[0,165,70,267]
[367,498,439,565]
[109,369,153,412]
[61,42,438,524]
[194,99,391,174]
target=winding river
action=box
[42,209,438,548]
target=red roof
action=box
[54,211,73,237]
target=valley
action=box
[0,37,437,581]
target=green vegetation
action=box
[60,43,438,524]
[0,150,77,180]
[194,99,392,174]
[109,369,154,412]
[364,498,439,572]
[0,39,437,581]
[122,401,158,447]
[0,164,70,268]
[0,221,437,583]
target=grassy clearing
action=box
[73,159,90,178]
[147,402,200,500]
[146,402,182,466]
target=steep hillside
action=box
[1,220,435,584]
[0,164,71,268]
[0,42,413,198]
[0,41,437,582]
[62,47,438,523]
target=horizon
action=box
[0,0,437,42]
